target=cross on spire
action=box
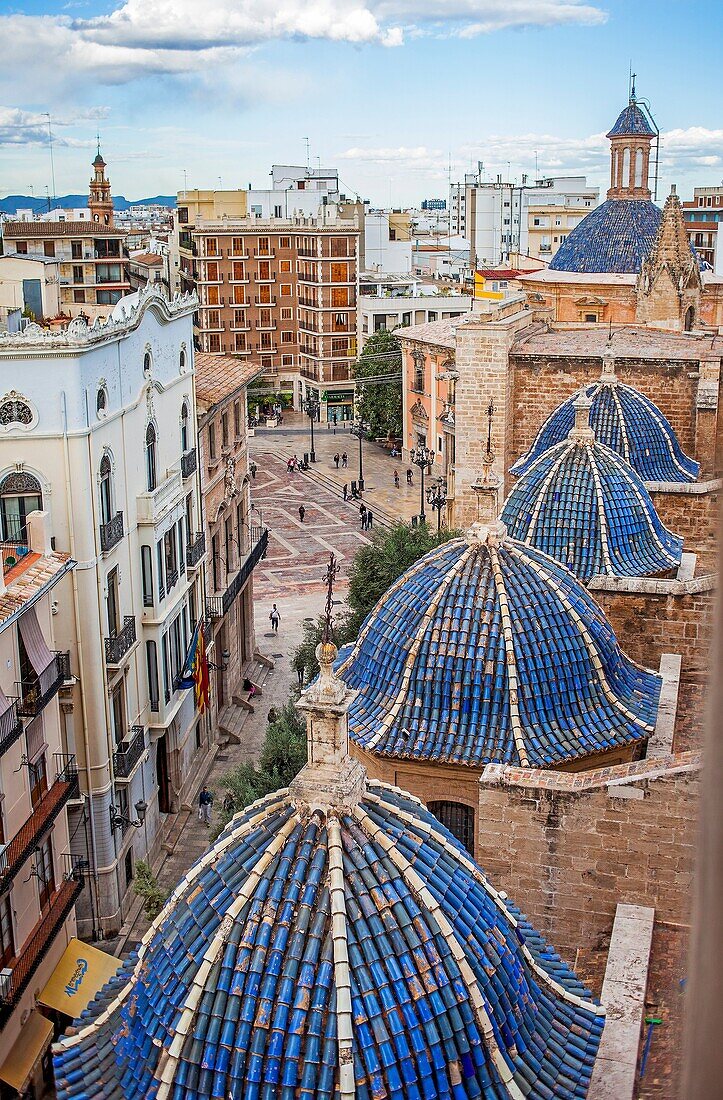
[322,552,339,644]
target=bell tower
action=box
[88,139,114,226]
[606,79,657,201]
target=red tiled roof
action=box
[195,354,265,408]
[476,268,537,279]
[3,221,126,239]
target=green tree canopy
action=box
[352,329,402,439]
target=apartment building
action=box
[526,203,590,262]
[0,284,206,937]
[0,514,83,1096]
[194,355,269,743]
[183,219,360,421]
[682,186,723,271]
[359,274,470,345]
[1,151,131,320]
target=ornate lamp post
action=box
[426,478,448,533]
[411,443,434,524]
[304,393,319,463]
[349,418,366,492]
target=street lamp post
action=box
[350,419,366,492]
[304,393,319,463]
[411,444,434,524]
[426,478,448,533]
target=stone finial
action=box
[569,392,595,439]
[601,349,617,382]
[466,519,507,547]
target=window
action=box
[208,334,221,353]
[106,565,120,637]
[221,412,229,448]
[282,354,293,366]
[44,240,55,257]
[273,205,282,218]
[258,237,270,253]
[96,386,107,417]
[225,516,233,572]
[212,533,220,592]
[331,287,348,308]
[178,207,189,224]
[143,351,152,376]
[74,289,86,304]
[141,545,154,607]
[205,261,219,281]
[413,353,425,393]
[232,237,244,254]
[180,401,189,453]
[29,753,48,810]
[96,263,121,284]
[280,260,291,273]
[124,848,134,888]
[281,307,292,320]
[232,285,246,306]
[261,356,272,369]
[258,285,272,305]
[208,422,217,461]
[97,290,122,305]
[259,308,272,327]
[258,261,271,280]
[331,263,348,283]
[260,333,272,350]
[16,241,28,255]
[234,401,241,438]
[207,286,220,307]
[144,422,158,491]
[0,895,14,967]
[234,334,247,352]
[279,236,291,249]
[164,527,178,589]
[233,309,246,327]
[584,313,598,323]
[232,262,245,281]
[111,681,125,746]
[206,238,219,257]
[179,347,187,373]
[281,330,294,344]
[428,801,475,856]
[0,471,42,541]
[73,265,84,284]
[99,453,113,525]
[280,283,292,297]
[37,834,56,911]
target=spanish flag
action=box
[179,621,210,713]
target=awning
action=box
[0,1011,53,1092]
[37,938,121,1016]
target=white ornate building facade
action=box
[0,286,206,936]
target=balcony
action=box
[0,755,79,896]
[137,468,183,526]
[254,296,276,307]
[0,701,22,760]
[105,616,136,666]
[181,448,197,479]
[99,510,124,553]
[186,530,206,569]
[16,654,65,719]
[0,856,84,1028]
[113,725,146,780]
[205,529,269,620]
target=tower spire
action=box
[89,142,114,226]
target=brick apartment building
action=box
[178,217,360,421]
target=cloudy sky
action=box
[1,0,721,205]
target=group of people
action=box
[359,504,374,531]
[333,452,349,469]
[286,454,306,473]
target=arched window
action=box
[96,386,107,418]
[99,454,113,525]
[179,348,187,373]
[684,306,695,332]
[143,351,152,377]
[145,423,157,492]
[611,148,618,189]
[622,146,631,190]
[180,401,189,453]
[0,471,42,542]
[428,800,475,856]
[634,148,644,189]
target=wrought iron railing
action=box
[113,725,145,780]
[0,701,22,759]
[16,654,65,718]
[166,567,179,592]
[0,755,79,895]
[186,530,205,568]
[181,448,197,479]
[204,529,269,622]
[104,616,136,665]
[99,510,124,553]
[0,866,83,1026]
[205,596,223,620]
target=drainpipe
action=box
[61,390,101,930]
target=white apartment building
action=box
[364,211,413,273]
[359,274,471,344]
[0,285,206,936]
[450,173,598,266]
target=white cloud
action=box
[338,144,442,163]
[0,105,109,147]
[374,0,606,35]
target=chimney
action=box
[26,510,53,555]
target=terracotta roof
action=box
[130,252,163,266]
[3,221,126,239]
[477,268,536,279]
[0,551,74,633]
[397,314,471,350]
[512,325,721,361]
[194,353,265,409]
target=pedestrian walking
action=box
[269,603,281,633]
[343,483,348,501]
[394,469,400,488]
[249,461,257,480]
[334,452,340,469]
[198,785,213,825]
[367,510,373,529]
[406,468,413,485]
[341,452,348,468]
[359,504,367,530]
[299,504,306,523]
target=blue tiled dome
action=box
[511,376,700,484]
[338,526,660,768]
[501,418,683,582]
[54,781,604,1099]
[549,198,662,274]
[607,101,656,137]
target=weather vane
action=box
[322,552,339,644]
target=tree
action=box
[352,330,402,439]
[133,860,169,921]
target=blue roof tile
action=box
[337,527,660,768]
[549,198,662,274]
[53,783,604,1099]
[607,101,656,137]
[511,378,699,484]
[501,429,683,582]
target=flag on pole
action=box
[179,620,210,713]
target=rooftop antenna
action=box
[183,169,187,198]
[44,112,56,205]
[303,136,310,172]
[633,77,661,202]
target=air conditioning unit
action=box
[0,968,12,1002]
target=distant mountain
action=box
[0,194,175,214]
